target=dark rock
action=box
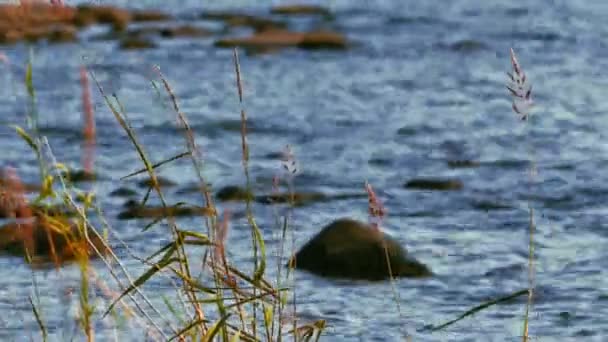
[117,204,214,220]
[287,218,432,280]
[200,11,286,32]
[75,4,131,31]
[216,185,254,202]
[131,9,172,22]
[270,5,332,17]
[404,178,463,191]
[126,25,212,39]
[119,36,156,49]
[298,31,348,49]
[446,39,486,52]
[109,187,138,198]
[215,29,347,51]
[0,216,109,266]
[62,169,97,182]
[136,176,177,189]
[215,185,365,206]
[160,25,213,38]
[175,183,213,195]
[257,192,326,205]
[447,159,480,169]
[0,29,21,44]
[470,199,512,211]
[46,24,78,43]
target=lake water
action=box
[1,0,608,341]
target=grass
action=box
[0,40,538,341]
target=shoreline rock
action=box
[0,216,109,266]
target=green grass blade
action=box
[201,313,232,342]
[102,255,181,318]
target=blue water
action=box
[1,0,608,341]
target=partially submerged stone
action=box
[63,169,97,182]
[447,159,480,169]
[159,25,213,38]
[215,185,254,202]
[215,185,365,206]
[200,11,287,32]
[270,5,332,17]
[119,36,156,49]
[126,25,213,39]
[109,187,138,198]
[215,29,347,50]
[117,202,214,220]
[0,216,109,266]
[287,218,432,280]
[20,24,77,43]
[136,176,177,188]
[404,178,463,191]
[445,39,486,52]
[75,4,131,31]
[131,9,172,22]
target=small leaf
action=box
[168,317,209,341]
[12,125,37,151]
[201,313,231,342]
[263,304,273,329]
[25,62,35,98]
[229,330,241,342]
[178,229,212,244]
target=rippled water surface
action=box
[1,0,608,341]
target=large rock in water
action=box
[288,218,432,280]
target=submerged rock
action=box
[270,5,332,17]
[287,218,432,280]
[215,185,254,202]
[200,11,287,32]
[119,36,156,49]
[446,159,480,169]
[215,185,366,206]
[117,202,214,220]
[0,216,109,266]
[404,178,463,191]
[62,169,97,182]
[125,25,213,39]
[215,29,348,51]
[131,9,172,22]
[109,187,138,198]
[445,39,486,52]
[136,176,177,189]
[75,4,132,31]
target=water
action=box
[1,0,608,341]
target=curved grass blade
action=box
[168,316,210,341]
[102,255,181,318]
[430,288,528,332]
[25,61,35,99]
[12,125,37,151]
[121,151,191,180]
[201,313,232,342]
